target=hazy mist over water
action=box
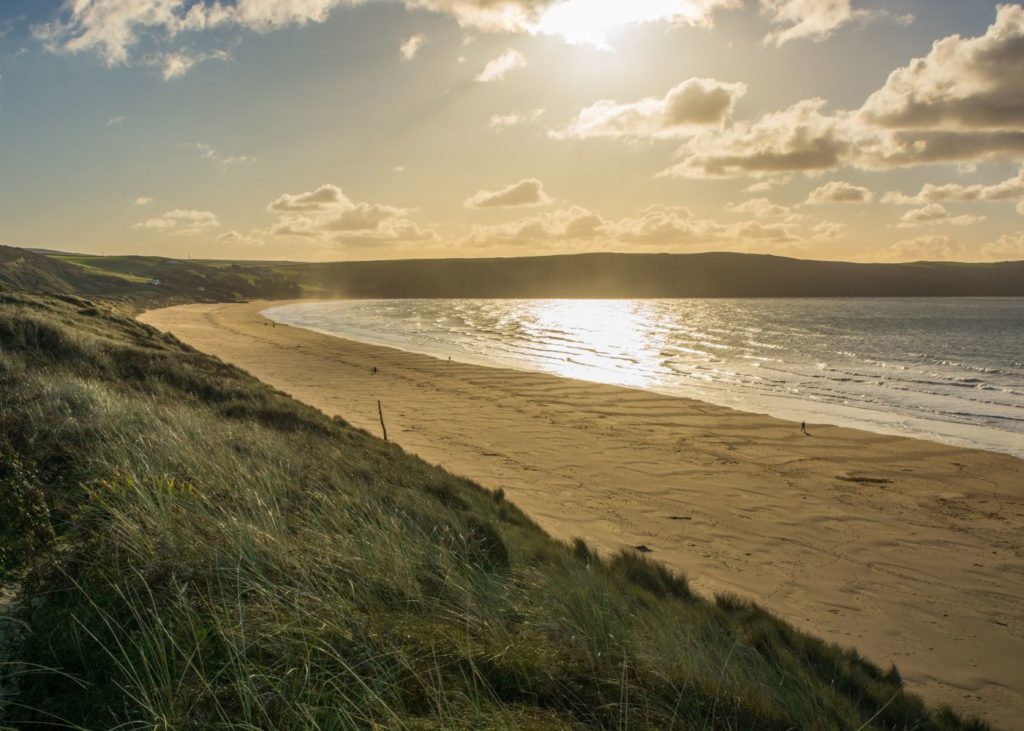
[265,299,1024,458]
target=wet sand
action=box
[141,301,1024,729]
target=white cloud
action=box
[160,49,230,79]
[268,183,353,213]
[551,78,746,140]
[530,0,740,48]
[465,178,552,208]
[475,48,526,82]
[725,197,796,219]
[873,235,966,262]
[549,5,1024,178]
[489,108,545,129]
[180,141,254,166]
[874,232,1024,262]
[856,5,1024,168]
[806,180,874,204]
[745,176,793,192]
[462,198,847,253]
[661,98,852,178]
[981,232,1024,260]
[106,115,127,126]
[134,196,153,206]
[268,183,436,245]
[896,203,984,228]
[759,0,908,47]
[134,209,220,236]
[883,169,1024,205]
[216,230,264,247]
[462,206,606,247]
[34,0,353,73]
[611,205,802,247]
[400,33,426,61]
[413,0,738,44]
[861,6,1024,132]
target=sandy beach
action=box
[141,301,1024,729]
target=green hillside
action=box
[0,292,990,729]
[0,246,299,305]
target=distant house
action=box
[148,278,161,286]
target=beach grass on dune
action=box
[0,292,992,729]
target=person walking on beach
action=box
[801,420,809,435]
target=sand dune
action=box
[141,301,1024,729]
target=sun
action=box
[534,0,712,48]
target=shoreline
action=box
[141,300,1024,730]
[262,300,1024,460]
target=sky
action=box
[1,0,1023,263]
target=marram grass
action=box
[0,293,991,729]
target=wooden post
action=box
[378,400,388,442]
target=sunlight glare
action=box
[535,0,711,48]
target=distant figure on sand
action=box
[801,421,809,435]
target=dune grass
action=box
[0,292,992,729]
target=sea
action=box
[263,298,1024,459]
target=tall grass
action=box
[0,293,991,729]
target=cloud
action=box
[462,199,845,253]
[883,169,1024,205]
[34,0,741,77]
[489,108,545,129]
[476,48,526,82]
[529,0,741,47]
[896,203,984,228]
[268,183,352,213]
[872,235,966,262]
[855,5,1024,168]
[981,231,1024,260]
[215,230,265,246]
[400,33,426,60]
[414,0,738,44]
[760,0,908,47]
[160,49,230,79]
[106,115,127,126]
[551,78,746,140]
[134,209,220,236]
[806,180,874,204]
[268,183,436,244]
[611,205,800,247]
[465,178,552,208]
[874,232,1024,262]
[34,0,353,75]
[861,6,1024,132]
[408,0,548,33]
[745,176,793,192]
[462,206,606,247]
[180,141,254,166]
[550,6,1024,177]
[134,196,153,206]
[662,98,852,178]
[725,197,796,219]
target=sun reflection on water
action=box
[517,299,670,388]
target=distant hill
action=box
[0,246,299,305]
[0,245,134,297]
[4,247,1021,302]
[269,252,1024,298]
